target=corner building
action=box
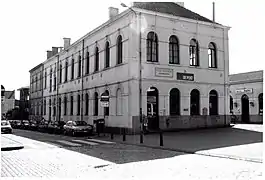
[32,2,231,133]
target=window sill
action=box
[168,63,181,66]
[146,61,160,65]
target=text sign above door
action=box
[155,67,173,78]
[177,72,194,81]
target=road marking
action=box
[56,140,82,147]
[72,139,99,146]
[87,139,115,144]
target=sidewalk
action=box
[1,134,24,151]
[95,125,263,163]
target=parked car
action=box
[1,120,13,134]
[21,120,30,130]
[29,120,38,130]
[12,120,22,129]
[63,121,93,136]
[53,121,66,134]
[38,120,50,132]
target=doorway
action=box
[241,94,250,123]
[147,87,159,130]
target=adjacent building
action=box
[1,86,15,116]
[29,2,231,133]
[229,70,263,123]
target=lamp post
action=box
[121,3,143,143]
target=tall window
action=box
[58,98,61,119]
[53,73,56,91]
[116,88,122,115]
[105,41,110,68]
[169,35,179,64]
[86,52,89,74]
[190,89,200,115]
[59,64,62,83]
[44,71,47,89]
[64,96,67,115]
[43,99,46,115]
[259,93,263,115]
[208,42,217,68]
[230,96,233,113]
[77,94,81,115]
[49,99,51,120]
[117,36,123,64]
[147,32,158,62]
[78,55,81,78]
[70,96,73,115]
[53,100,56,117]
[189,39,199,66]
[49,69,52,92]
[94,47,99,72]
[209,90,218,115]
[71,58,74,79]
[169,88,180,115]
[85,93,89,115]
[94,92,98,116]
[103,90,109,116]
[65,61,68,82]
[35,77,38,91]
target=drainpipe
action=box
[81,39,85,121]
[56,54,59,122]
[41,64,44,120]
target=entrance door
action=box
[147,87,159,130]
[241,94,250,123]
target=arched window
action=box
[189,39,199,66]
[77,94,81,115]
[147,32,158,62]
[94,47,99,72]
[49,68,52,92]
[64,96,67,115]
[35,76,38,91]
[43,99,46,115]
[117,36,123,64]
[230,95,233,113]
[208,42,217,68]
[44,71,47,89]
[103,90,110,116]
[71,58,75,79]
[70,96,73,115]
[94,92,98,116]
[59,64,62,83]
[169,88,180,115]
[65,61,68,82]
[58,97,61,119]
[259,93,263,115]
[86,52,89,74]
[105,41,110,68]
[190,89,200,115]
[169,35,179,64]
[78,55,82,77]
[116,88,122,115]
[209,90,218,115]
[85,93,89,115]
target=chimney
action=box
[212,2,215,22]
[52,47,58,56]
[176,2,184,7]
[47,50,53,59]
[109,7,119,19]
[63,38,71,49]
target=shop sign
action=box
[235,88,253,94]
[155,68,173,78]
[177,72,194,81]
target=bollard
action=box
[123,129,126,141]
[159,131,163,146]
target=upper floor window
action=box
[117,36,123,64]
[78,55,81,78]
[65,61,68,82]
[189,39,199,66]
[208,42,217,68]
[94,47,99,72]
[105,41,110,68]
[169,35,179,64]
[49,68,52,92]
[35,76,38,91]
[53,73,56,91]
[70,96,73,115]
[86,52,89,74]
[71,58,75,79]
[59,64,62,83]
[147,32,158,62]
[44,71,47,89]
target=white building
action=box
[30,2,231,133]
[229,70,263,123]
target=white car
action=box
[1,120,13,134]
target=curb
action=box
[1,146,24,151]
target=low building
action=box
[1,89,15,116]
[29,2,231,133]
[229,70,263,123]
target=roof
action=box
[229,70,263,83]
[4,91,15,99]
[133,2,219,24]
[17,86,30,91]
[29,63,43,73]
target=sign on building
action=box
[155,67,173,78]
[177,72,194,81]
[235,88,253,94]
[100,92,109,107]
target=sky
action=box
[0,0,264,99]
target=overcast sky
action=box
[0,0,264,98]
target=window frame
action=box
[169,35,179,64]
[146,32,159,62]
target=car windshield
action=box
[74,121,87,126]
[1,121,10,126]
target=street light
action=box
[121,3,143,143]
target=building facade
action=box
[29,2,231,133]
[229,70,263,123]
[1,88,15,116]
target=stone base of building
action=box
[231,115,263,124]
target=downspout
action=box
[41,64,44,120]
[81,39,85,121]
[223,28,227,125]
[56,54,59,122]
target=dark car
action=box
[21,120,30,130]
[1,120,13,134]
[53,121,66,134]
[38,120,50,132]
[12,120,22,129]
[63,121,93,136]
[29,120,39,130]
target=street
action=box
[1,124,263,179]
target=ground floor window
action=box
[169,88,180,115]
[190,89,200,115]
[209,90,218,115]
